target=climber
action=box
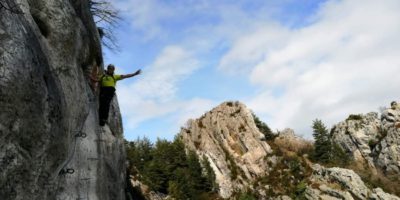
[95,64,141,126]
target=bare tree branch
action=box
[89,0,121,52]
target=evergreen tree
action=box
[201,155,218,192]
[252,113,275,140]
[125,137,153,175]
[311,119,350,165]
[312,119,332,163]
[125,137,218,198]
[135,137,153,172]
[142,160,169,193]
[187,151,209,193]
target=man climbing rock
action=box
[96,64,141,126]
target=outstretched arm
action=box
[121,69,141,79]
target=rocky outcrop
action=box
[331,112,381,170]
[374,106,400,176]
[331,105,400,176]
[180,101,272,198]
[128,176,168,200]
[304,165,400,200]
[0,0,125,199]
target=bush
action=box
[274,137,314,156]
[238,192,257,200]
[293,181,307,198]
[347,162,400,196]
[346,114,363,121]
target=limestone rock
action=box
[180,101,272,198]
[128,176,168,200]
[370,188,400,200]
[272,195,292,200]
[307,164,400,200]
[331,105,400,176]
[374,106,400,176]
[331,112,380,169]
[0,0,125,199]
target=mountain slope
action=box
[179,101,400,199]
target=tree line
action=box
[125,137,219,200]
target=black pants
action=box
[99,87,115,125]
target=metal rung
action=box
[59,168,75,175]
[75,132,87,138]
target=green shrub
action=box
[293,181,307,199]
[238,192,257,200]
[368,139,379,150]
[252,113,275,140]
[346,114,363,121]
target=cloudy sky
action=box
[102,0,400,141]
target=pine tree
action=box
[201,155,218,192]
[252,113,275,140]
[125,137,217,198]
[312,119,332,163]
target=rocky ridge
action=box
[180,101,400,199]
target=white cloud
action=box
[219,0,400,138]
[111,0,400,141]
[130,46,199,101]
[116,45,206,132]
[113,0,172,40]
[173,98,216,128]
[218,23,291,74]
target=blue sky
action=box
[102,0,400,141]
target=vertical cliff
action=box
[0,0,126,199]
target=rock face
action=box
[180,101,272,198]
[374,106,400,176]
[331,113,381,170]
[331,106,400,176]
[0,0,126,199]
[304,165,400,200]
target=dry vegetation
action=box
[344,161,400,196]
[274,136,314,156]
